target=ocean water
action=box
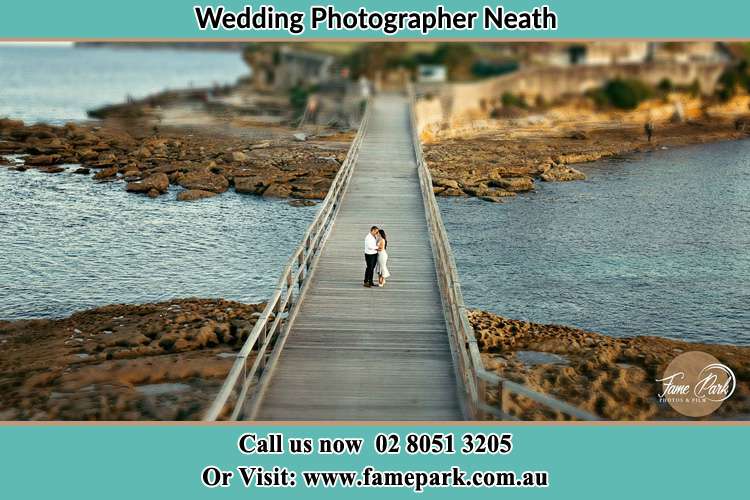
[0,45,317,320]
[439,140,750,345]
[0,44,249,124]
[0,166,316,320]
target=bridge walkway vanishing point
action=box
[204,92,599,422]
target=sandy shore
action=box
[0,299,264,420]
[471,310,750,420]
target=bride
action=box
[376,229,390,287]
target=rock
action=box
[122,168,142,181]
[289,177,329,199]
[293,190,327,200]
[263,183,292,198]
[77,149,99,162]
[249,141,272,150]
[126,173,169,194]
[234,176,270,195]
[97,152,116,163]
[87,152,117,168]
[152,164,181,175]
[441,187,465,197]
[433,177,460,189]
[228,151,248,162]
[40,166,65,174]
[147,189,160,198]
[177,189,219,202]
[25,154,61,166]
[72,167,91,175]
[293,133,307,142]
[488,176,534,192]
[176,170,229,193]
[540,165,586,182]
[93,166,118,180]
[433,186,446,195]
[462,184,494,197]
[0,118,24,131]
[26,137,67,154]
[134,147,152,159]
[288,199,317,207]
[70,132,99,147]
[568,130,588,140]
[0,140,25,153]
[479,196,504,203]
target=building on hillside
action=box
[498,42,733,68]
[650,42,732,64]
[417,65,448,83]
[243,45,337,91]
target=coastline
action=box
[0,299,265,420]
[3,105,749,420]
[0,118,354,205]
[2,50,749,420]
[1,301,748,420]
[471,310,750,420]
[423,102,750,202]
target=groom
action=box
[363,225,379,288]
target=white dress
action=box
[376,240,391,279]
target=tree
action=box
[602,79,653,110]
[715,61,750,101]
[432,43,477,81]
[345,43,408,79]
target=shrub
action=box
[687,79,701,97]
[289,84,318,114]
[657,78,673,93]
[601,78,653,110]
[432,43,477,81]
[716,62,750,102]
[501,92,526,108]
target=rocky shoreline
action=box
[423,107,750,203]
[471,310,750,420]
[0,118,353,205]
[1,301,747,421]
[0,299,265,420]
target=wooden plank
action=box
[252,94,462,421]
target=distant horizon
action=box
[0,41,73,46]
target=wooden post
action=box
[477,376,487,420]
[500,381,510,419]
[258,322,267,372]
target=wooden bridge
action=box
[204,93,597,422]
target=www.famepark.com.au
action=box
[203,465,550,492]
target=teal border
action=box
[1,1,749,39]
[0,424,746,498]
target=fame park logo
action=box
[656,351,736,417]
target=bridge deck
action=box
[254,95,463,420]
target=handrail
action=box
[203,99,372,421]
[406,86,599,421]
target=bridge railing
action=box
[203,100,372,421]
[407,87,598,421]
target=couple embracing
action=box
[364,226,390,288]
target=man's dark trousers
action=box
[364,253,378,285]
